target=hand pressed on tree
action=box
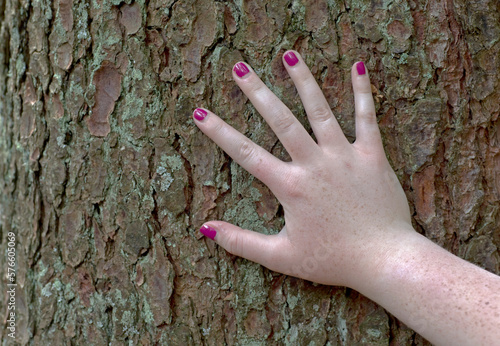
[193,51,500,345]
[193,51,412,288]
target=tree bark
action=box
[1,0,499,344]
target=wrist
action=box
[346,226,500,345]
[346,224,427,294]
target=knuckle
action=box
[279,167,305,199]
[259,241,281,269]
[210,119,226,136]
[238,139,256,163]
[308,103,332,123]
[272,109,295,133]
[358,110,378,127]
[225,230,243,256]
[284,183,302,199]
[248,81,267,98]
[363,111,378,124]
[296,71,313,87]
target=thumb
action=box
[199,221,289,271]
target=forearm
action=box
[356,229,500,345]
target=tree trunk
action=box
[1,0,499,344]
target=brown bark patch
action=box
[387,20,412,53]
[412,166,437,224]
[143,237,174,325]
[78,267,95,307]
[124,220,150,261]
[58,0,74,32]
[87,62,122,137]
[55,43,73,70]
[303,0,329,33]
[387,20,412,42]
[244,309,271,338]
[120,2,142,35]
[61,208,89,267]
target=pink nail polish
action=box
[193,108,207,121]
[200,225,217,240]
[284,51,299,66]
[233,62,250,78]
[356,61,366,75]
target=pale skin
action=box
[193,51,500,345]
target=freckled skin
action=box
[194,52,500,345]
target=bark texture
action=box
[1,0,499,344]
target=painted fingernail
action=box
[199,224,217,240]
[193,108,207,121]
[233,62,250,78]
[284,51,299,66]
[356,61,366,75]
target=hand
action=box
[193,51,500,345]
[193,51,413,289]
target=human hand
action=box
[193,51,414,289]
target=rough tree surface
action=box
[1,0,499,344]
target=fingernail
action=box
[193,108,207,121]
[200,224,217,240]
[356,61,366,75]
[284,51,299,66]
[233,62,250,78]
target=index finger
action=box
[192,108,289,189]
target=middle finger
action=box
[282,51,349,150]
